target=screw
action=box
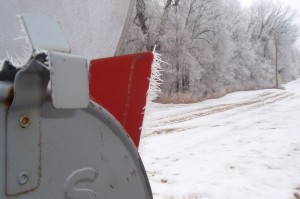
[18,172,29,185]
[19,115,30,128]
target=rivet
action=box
[19,115,31,128]
[18,172,30,185]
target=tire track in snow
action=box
[148,91,294,132]
[151,91,274,122]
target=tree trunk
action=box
[135,0,151,50]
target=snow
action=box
[140,79,300,199]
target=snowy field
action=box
[140,78,300,199]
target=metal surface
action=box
[20,14,89,109]
[49,51,89,109]
[0,82,152,198]
[0,0,135,63]
[1,7,153,198]
[0,61,3,70]
[21,14,71,53]
[0,82,13,102]
[5,57,50,196]
[1,39,152,198]
[90,52,154,147]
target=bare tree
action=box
[248,0,298,87]
[248,1,297,57]
[135,0,151,50]
[119,0,300,103]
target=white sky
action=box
[239,0,300,24]
[240,0,300,10]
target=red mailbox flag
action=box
[89,52,154,148]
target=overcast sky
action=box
[239,0,300,24]
[240,0,300,10]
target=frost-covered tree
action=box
[119,0,300,103]
[248,0,299,85]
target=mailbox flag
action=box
[90,52,161,148]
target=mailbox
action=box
[0,14,152,199]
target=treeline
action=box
[119,0,300,103]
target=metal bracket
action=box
[5,14,89,196]
[21,14,89,109]
[49,51,89,109]
[6,57,49,196]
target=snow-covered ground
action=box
[140,79,300,199]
